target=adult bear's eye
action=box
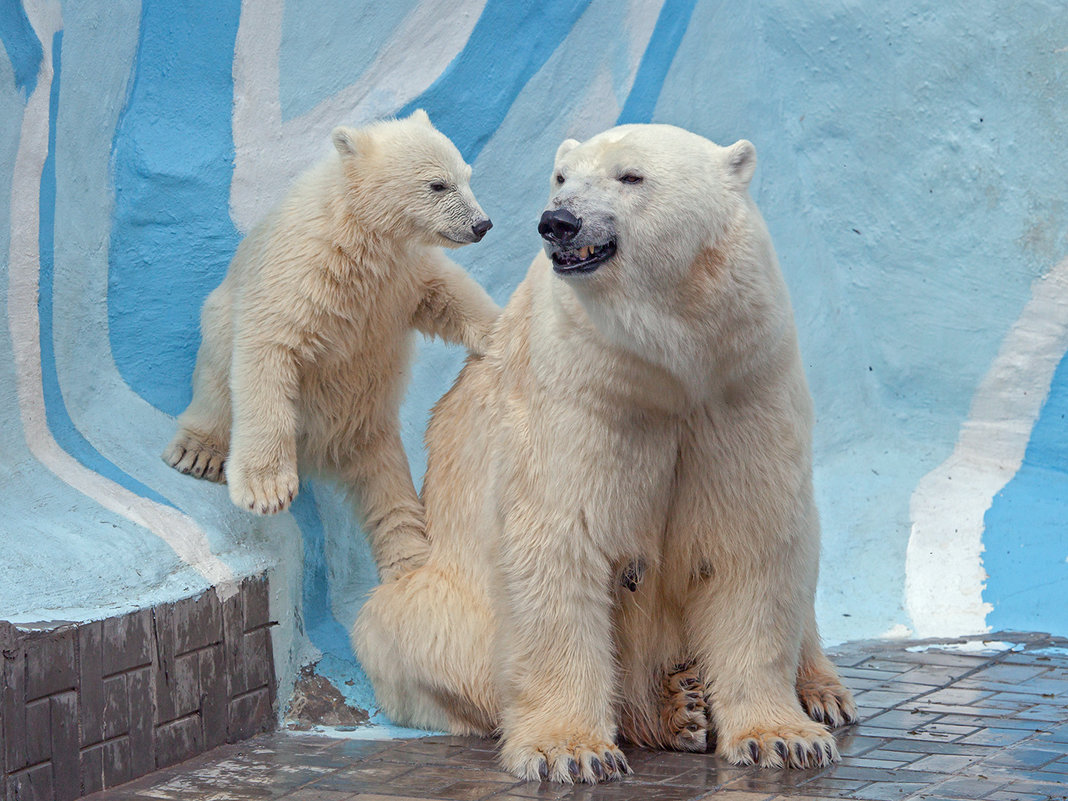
[554,173,564,185]
[429,181,447,192]
[619,173,643,184]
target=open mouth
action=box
[551,240,617,274]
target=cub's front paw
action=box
[718,718,838,769]
[227,465,299,515]
[500,738,631,784]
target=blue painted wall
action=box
[2,0,1066,723]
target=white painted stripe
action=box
[7,0,236,594]
[231,0,487,232]
[906,256,1068,638]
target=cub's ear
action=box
[409,108,432,127]
[724,139,756,187]
[332,126,371,159]
[555,138,580,163]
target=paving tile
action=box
[861,709,944,730]
[870,738,997,757]
[980,746,1063,769]
[51,690,80,801]
[101,609,153,676]
[957,728,1034,747]
[905,753,982,773]
[24,627,77,701]
[928,773,1011,799]
[849,781,930,800]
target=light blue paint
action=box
[0,0,42,100]
[279,0,419,121]
[617,0,697,125]
[291,484,357,661]
[399,0,594,162]
[37,30,171,507]
[108,0,242,416]
[983,349,1068,633]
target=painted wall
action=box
[2,0,1066,723]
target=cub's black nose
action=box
[538,209,582,243]
[472,218,493,241]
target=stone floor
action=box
[85,633,1068,801]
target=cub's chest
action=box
[300,269,424,359]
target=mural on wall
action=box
[2,0,1066,721]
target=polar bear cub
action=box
[163,110,500,580]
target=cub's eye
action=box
[429,181,447,192]
[619,173,643,184]
[554,173,564,185]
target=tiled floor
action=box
[86,633,1068,801]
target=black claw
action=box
[686,702,697,711]
[601,753,617,777]
[591,757,605,780]
[747,740,760,764]
[792,742,806,767]
[567,758,579,779]
[537,759,549,780]
[681,677,699,689]
[774,741,788,763]
[612,753,629,774]
[816,743,829,765]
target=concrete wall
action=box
[2,0,1066,725]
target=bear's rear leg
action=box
[660,662,709,752]
[163,428,229,483]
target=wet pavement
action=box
[85,632,1068,801]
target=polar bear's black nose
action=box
[538,209,582,243]
[472,219,493,241]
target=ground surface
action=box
[84,633,1068,801]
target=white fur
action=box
[163,111,500,581]
[354,124,855,781]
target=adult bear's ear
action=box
[724,139,756,188]
[555,138,580,163]
[409,108,432,127]
[332,126,371,159]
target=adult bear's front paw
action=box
[718,718,839,769]
[227,463,299,515]
[500,737,631,784]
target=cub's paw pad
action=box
[798,677,858,728]
[661,663,708,751]
[228,469,299,515]
[502,741,630,784]
[720,722,839,769]
[619,558,646,592]
[162,431,228,483]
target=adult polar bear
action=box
[355,124,855,782]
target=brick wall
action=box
[1,575,276,801]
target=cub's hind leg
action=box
[353,562,499,735]
[163,283,233,483]
[341,425,430,583]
